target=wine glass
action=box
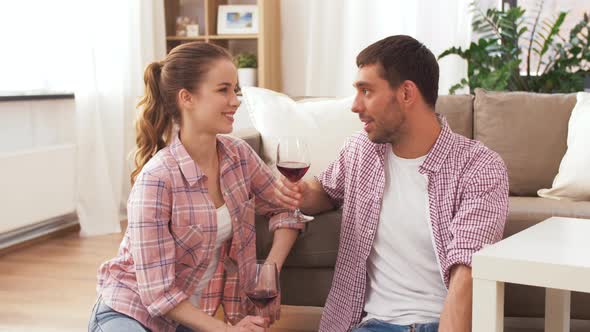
[276,137,314,223]
[244,261,280,326]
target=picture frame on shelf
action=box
[217,5,258,35]
[186,24,199,37]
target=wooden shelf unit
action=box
[164,0,282,91]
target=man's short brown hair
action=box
[357,35,439,107]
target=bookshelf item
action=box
[164,0,281,91]
[217,5,258,34]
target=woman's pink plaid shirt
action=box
[96,134,303,332]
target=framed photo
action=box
[217,5,258,35]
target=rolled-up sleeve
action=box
[315,140,348,208]
[445,158,509,283]
[128,172,188,317]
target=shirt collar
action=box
[373,114,455,174]
[216,135,241,175]
[419,114,455,174]
[169,133,240,187]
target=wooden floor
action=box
[0,230,321,332]
[1,230,588,332]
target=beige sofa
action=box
[238,89,590,319]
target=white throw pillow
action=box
[240,87,361,178]
[538,92,590,201]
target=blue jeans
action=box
[88,297,193,332]
[352,318,439,332]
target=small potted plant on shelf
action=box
[235,53,257,88]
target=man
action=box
[276,35,509,332]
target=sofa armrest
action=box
[232,127,262,156]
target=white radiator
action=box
[0,144,77,233]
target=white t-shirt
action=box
[189,204,233,307]
[362,146,447,325]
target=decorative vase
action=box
[238,68,257,87]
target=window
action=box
[515,0,588,75]
[0,1,78,94]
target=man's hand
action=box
[274,177,335,215]
[274,176,309,211]
[439,265,473,332]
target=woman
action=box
[88,42,303,332]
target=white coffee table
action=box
[472,217,590,332]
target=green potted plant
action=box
[439,2,590,94]
[235,53,258,88]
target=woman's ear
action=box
[177,88,193,109]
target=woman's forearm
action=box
[265,228,299,271]
[165,300,227,332]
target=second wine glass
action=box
[276,137,314,223]
[244,260,280,327]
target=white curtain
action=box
[281,0,472,97]
[73,0,166,236]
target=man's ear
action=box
[400,80,418,105]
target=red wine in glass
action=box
[276,161,310,182]
[276,137,315,223]
[245,289,279,309]
[244,261,280,326]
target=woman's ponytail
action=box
[131,62,173,184]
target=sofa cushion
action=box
[256,210,342,268]
[279,268,334,307]
[474,89,577,196]
[231,127,261,154]
[435,95,474,139]
[506,196,590,237]
[538,92,590,201]
[241,87,359,179]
